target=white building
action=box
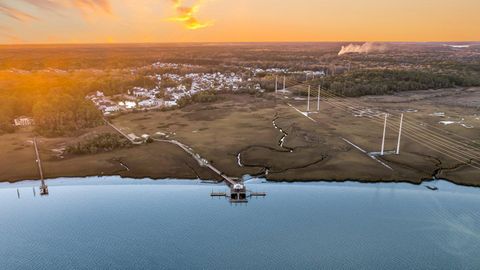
[138,99,162,108]
[164,100,178,107]
[14,116,34,126]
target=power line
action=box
[279,77,480,169]
[283,77,480,157]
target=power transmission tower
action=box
[396,114,404,155]
[317,85,321,111]
[381,114,388,156]
[275,76,278,94]
[307,85,311,112]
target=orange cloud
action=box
[169,0,211,30]
[0,3,38,21]
[21,0,64,11]
[11,0,111,17]
[72,0,112,14]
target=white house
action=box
[164,100,178,107]
[104,106,120,113]
[138,99,162,108]
[14,116,34,126]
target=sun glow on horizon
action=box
[0,0,479,44]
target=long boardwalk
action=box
[33,138,44,180]
[33,138,49,195]
[104,118,142,144]
[105,118,261,203]
[153,139,237,187]
[106,119,238,187]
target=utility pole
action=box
[317,85,321,111]
[381,113,388,156]
[283,76,286,91]
[275,76,278,94]
[396,113,404,155]
[307,85,311,112]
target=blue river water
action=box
[0,177,479,270]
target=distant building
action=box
[138,99,161,108]
[164,100,178,107]
[104,106,120,113]
[14,116,34,126]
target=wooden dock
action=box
[33,138,48,196]
[153,138,239,187]
[210,191,227,197]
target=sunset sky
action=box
[0,0,479,44]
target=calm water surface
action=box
[0,177,479,270]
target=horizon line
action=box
[1,40,480,47]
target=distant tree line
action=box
[318,69,480,97]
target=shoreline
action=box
[1,92,478,189]
[2,173,479,189]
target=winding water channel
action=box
[236,114,294,174]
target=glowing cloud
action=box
[0,3,38,21]
[72,0,112,14]
[169,0,211,30]
[2,0,111,19]
[21,0,64,11]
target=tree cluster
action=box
[66,133,131,155]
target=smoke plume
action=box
[338,42,387,56]
[169,0,210,30]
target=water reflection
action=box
[1,177,479,269]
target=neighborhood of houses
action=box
[87,63,247,115]
[8,63,328,129]
[87,62,327,116]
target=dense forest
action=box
[0,69,156,135]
